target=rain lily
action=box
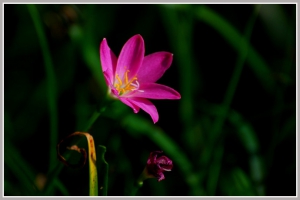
[100,34,181,123]
[143,151,173,182]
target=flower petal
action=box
[137,52,173,83]
[103,70,114,86]
[129,97,158,123]
[119,97,140,113]
[103,71,121,99]
[128,83,181,99]
[100,38,117,83]
[160,165,173,171]
[147,151,162,164]
[157,156,173,171]
[116,34,144,80]
[157,172,165,182]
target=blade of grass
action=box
[229,110,259,154]
[85,133,98,196]
[197,101,264,195]
[197,101,260,154]
[194,5,275,93]
[194,5,260,195]
[170,5,275,93]
[27,4,58,172]
[53,178,70,196]
[4,140,39,195]
[206,3,261,154]
[69,24,107,94]
[206,5,261,140]
[249,155,265,195]
[159,5,198,142]
[206,145,224,196]
[163,5,260,195]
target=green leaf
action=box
[159,4,198,141]
[220,168,256,196]
[97,145,109,196]
[86,134,98,196]
[206,145,224,195]
[69,24,107,95]
[53,179,70,196]
[4,140,38,195]
[229,110,260,154]
[166,5,275,93]
[194,5,275,93]
[27,4,58,172]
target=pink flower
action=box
[145,151,173,182]
[100,34,181,123]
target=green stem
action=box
[130,181,143,196]
[83,110,102,132]
[27,4,58,172]
[126,170,145,196]
[83,96,114,132]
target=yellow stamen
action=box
[115,83,120,90]
[114,69,140,95]
[116,74,122,86]
[125,70,130,84]
[125,77,137,90]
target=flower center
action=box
[114,69,143,96]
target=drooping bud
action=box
[142,151,173,182]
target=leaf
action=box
[97,145,109,196]
[194,5,275,93]
[166,5,275,93]
[4,140,38,195]
[56,132,98,196]
[27,4,58,172]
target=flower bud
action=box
[142,151,173,182]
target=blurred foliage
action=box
[4,4,296,196]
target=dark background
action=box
[4,4,296,196]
